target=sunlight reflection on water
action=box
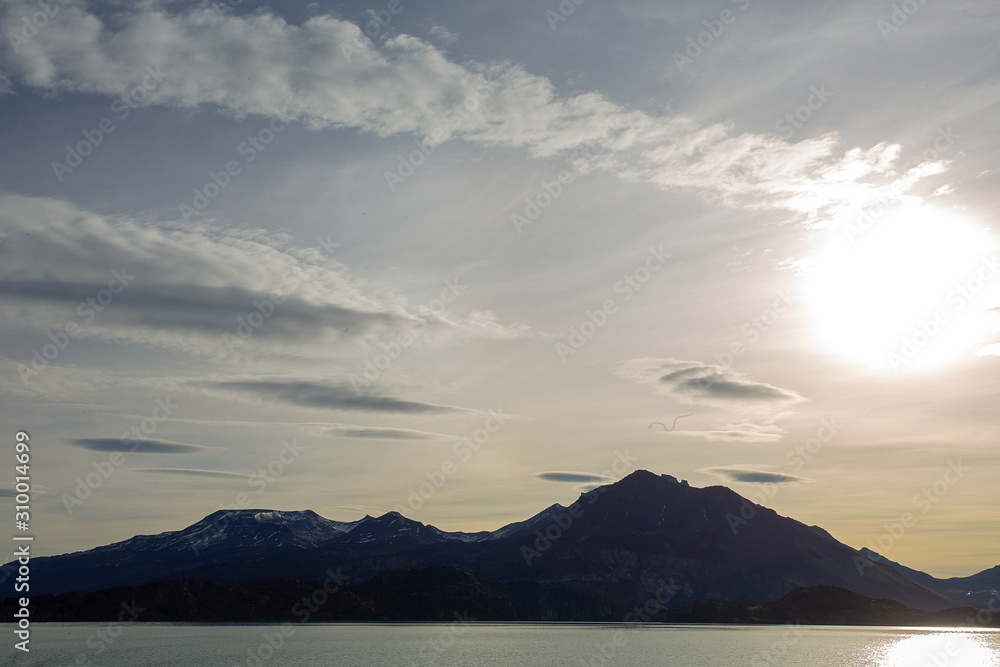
[879,632,1000,667]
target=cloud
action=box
[0,358,107,400]
[0,195,529,358]
[327,425,449,440]
[427,24,459,45]
[535,471,616,484]
[619,358,806,407]
[70,438,217,454]
[127,468,252,479]
[197,378,459,414]
[428,309,534,340]
[0,483,49,498]
[324,505,372,515]
[700,466,813,486]
[0,4,946,216]
[0,279,401,340]
[676,423,787,444]
[0,194,406,353]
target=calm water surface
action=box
[2,623,998,666]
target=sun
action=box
[806,204,999,372]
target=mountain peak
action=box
[8,475,973,614]
[608,469,694,492]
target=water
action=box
[2,623,999,666]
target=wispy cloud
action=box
[700,465,813,486]
[327,425,450,440]
[70,438,218,454]
[0,194,407,355]
[197,378,459,414]
[127,468,252,479]
[535,471,616,484]
[675,422,788,444]
[619,358,806,407]
[0,4,947,216]
[0,195,530,361]
[427,24,459,45]
[0,280,402,340]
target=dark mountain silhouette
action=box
[1,567,614,622]
[2,570,990,626]
[6,471,972,616]
[683,585,992,627]
[860,547,1000,609]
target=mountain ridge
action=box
[860,547,1000,609]
[4,470,982,615]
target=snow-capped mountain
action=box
[2,471,977,615]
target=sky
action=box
[0,0,998,578]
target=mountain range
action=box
[5,470,996,622]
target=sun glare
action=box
[879,633,1000,667]
[807,204,999,372]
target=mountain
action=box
[860,547,1000,609]
[4,506,553,595]
[1,572,988,626]
[857,548,940,588]
[473,469,961,612]
[683,585,990,627]
[3,509,353,595]
[1,567,614,622]
[4,471,968,614]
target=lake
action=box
[3,623,999,666]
